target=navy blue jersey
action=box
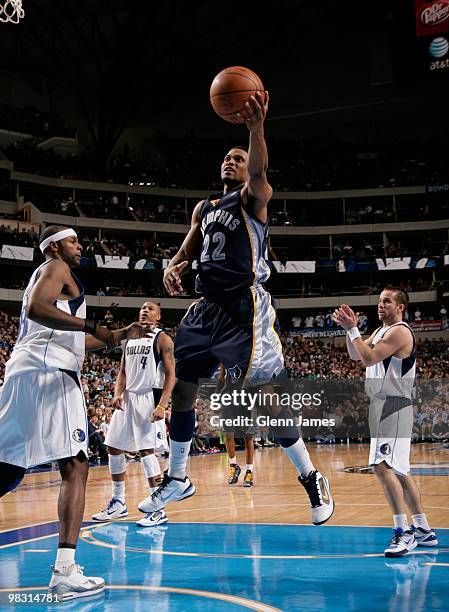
[195,187,270,298]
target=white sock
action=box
[393,514,409,532]
[229,457,237,465]
[54,547,75,572]
[168,439,191,479]
[246,464,253,472]
[281,438,314,477]
[112,480,125,502]
[412,513,430,531]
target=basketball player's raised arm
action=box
[241,91,273,224]
[333,304,410,367]
[163,201,203,296]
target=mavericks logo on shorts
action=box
[72,429,86,442]
[380,443,391,456]
[157,431,163,440]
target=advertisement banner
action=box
[416,0,449,37]
[290,328,346,339]
[409,319,444,331]
[416,1,449,74]
[0,244,34,261]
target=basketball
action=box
[210,66,265,123]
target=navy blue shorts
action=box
[175,285,284,385]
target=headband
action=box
[39,229,77,254]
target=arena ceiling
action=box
[0,0,446,158]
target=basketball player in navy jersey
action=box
[140,92,334,525]
[333,287,438,556]
[0,225,150,599]
[92,301,175,528]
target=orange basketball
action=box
[210,66,265,124]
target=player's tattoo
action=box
[163,347,175,363]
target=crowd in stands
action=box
[0,310,448,461]
[3,127,448,193]
[0,103,75,138]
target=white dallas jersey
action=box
[124,328,165,393]
[6,260,86,378]
[365,322,416,401]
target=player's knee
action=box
[172,379,197,411]
[0,463,26,497]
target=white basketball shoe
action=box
[138,472,195,513]
[48,563,104,600]
[136,509,168,527]
[384,528,417,558]
[92,498,128,521]
[298,470,334,525]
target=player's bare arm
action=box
[111,351,126,411]
[332,305,380,361]
[27,260,88,331]
[240,91,273,224]
[333,304,413,367]
[85,321,153,352]
[163,200,203,296]
[152,332,176,421]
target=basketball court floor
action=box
[0,444,448,610]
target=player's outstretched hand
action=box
[332,304,359,330]
[163,260,189,296]
[124,321,154,339]
[151,404,166,422]
[238,90,269,129]
[112,397,123,411]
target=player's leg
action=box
[49,452,104,599]
[92,446,128,521]
[225,433,241,484]
[140,301,219,512]
[92,397,134,521]
[242,435,254,487]
[136,449,168,527]
[0,462,26,497]
[397,473,438,547]
[215,287,333,524]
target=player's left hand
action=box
[238,91,269,129]
[332,304,359,330]
[151,404,166,422]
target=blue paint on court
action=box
[0,522,447,611]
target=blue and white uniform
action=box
[105,330,168,452]
[0,260,88,468]
[366,322,416,475]
[175,188,283,384]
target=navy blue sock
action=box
[169,409,196,442]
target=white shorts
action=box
[369,400,413,475]
[0,369,88,469]
[105,390,168,452]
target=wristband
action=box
[347,326,361,342]
[156,404,167,411]
[84,319,97,335]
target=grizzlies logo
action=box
[227,365,243,381]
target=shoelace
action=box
[229,466,236,478]
[151,474,170,500]
[244,471,252,481]
[304,475,321,508]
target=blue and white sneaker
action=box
[138,472,195,513]
[384,528,417,558]
[411,525,438,547]
[92,498,128,521]
[136,509,168,527]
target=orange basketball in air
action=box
[210,66,265,124]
